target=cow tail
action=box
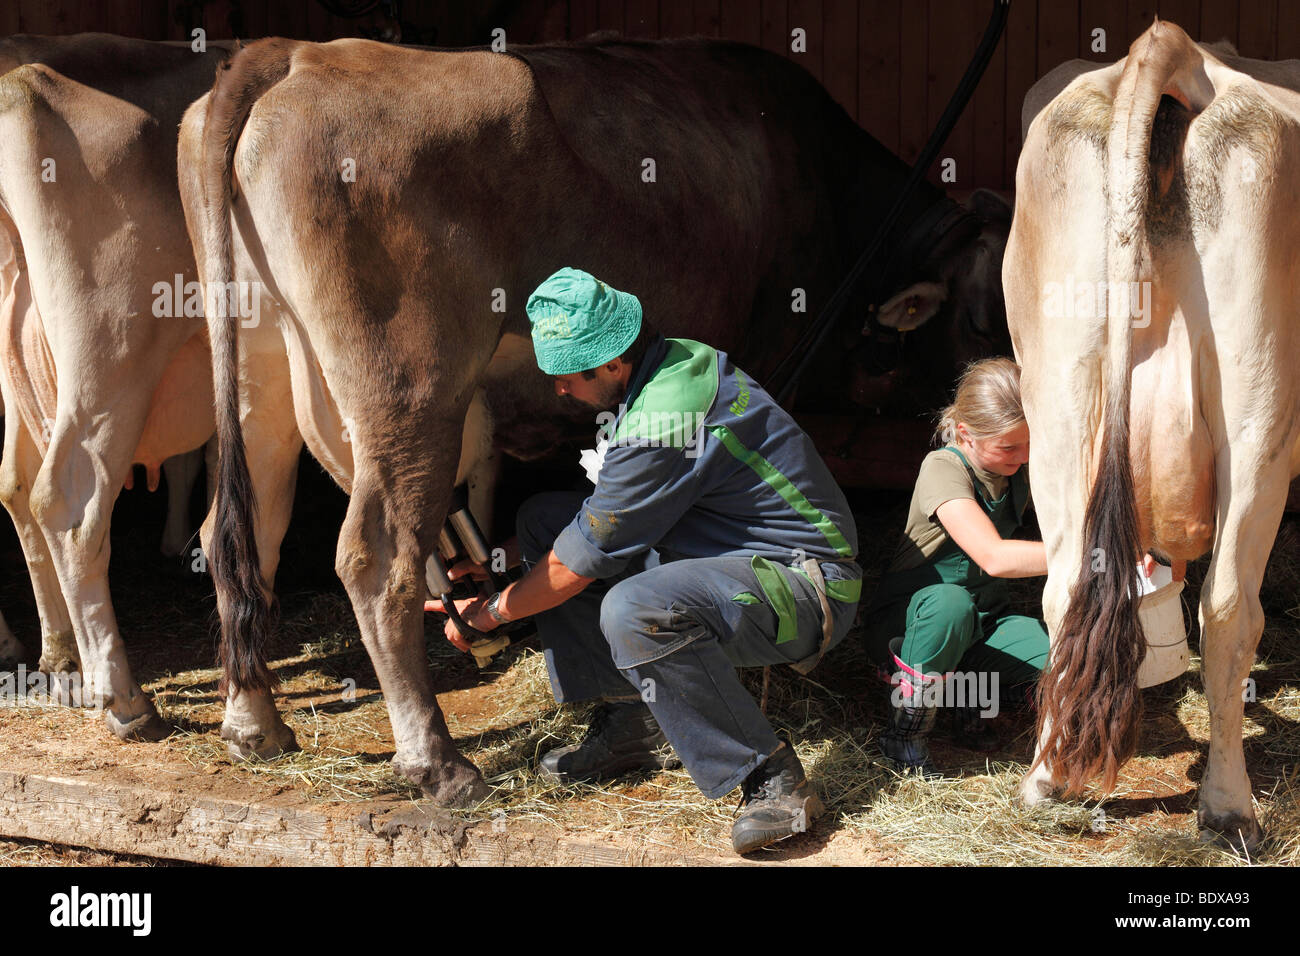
[198,39,297,695]
[1033,19,1201,795]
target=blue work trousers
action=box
[516,491,859,799]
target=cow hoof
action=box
[38,655,79,675]
[420,773,491,809]
[37,630,81,675]
[394,754,490,808]
[1017,771,1061,808]
[424,772,492,809]
[221,721,300,762]
[1197,810,1262,854]
[104,705,172,742]
[39,637,81,707]
[220,688,299,761]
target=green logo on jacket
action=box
[728,369,750,416]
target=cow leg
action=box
[1018,571,1072,806]
[1015,372,1092,808]
[159,447,205,558]
[0,235,75,675]
[1194,462,1285,852]
[0,407,77,676]
[29,390,168,739]
[335,424,489,807]
[213,421,302,761]
[220,684,298,759]
[1017,562,1081,805]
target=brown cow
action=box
[182,35,1012,804]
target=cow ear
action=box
[967,188,1012,225]
[876,281,947,331]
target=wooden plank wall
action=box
[0,1,1294,191]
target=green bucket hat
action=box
[526,267,643,375]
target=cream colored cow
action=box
[1006,18,1300,850]
[0,34,302,733]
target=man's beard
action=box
[566,378,626,418]
[593,379,626,416]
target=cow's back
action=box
[0,33,230,118]
[0,34,228,458]
[232,37,924,439]
[220,36,901,455]
[513,37,932,375]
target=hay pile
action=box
[123,500,1300,863]
[152,624,1299,864]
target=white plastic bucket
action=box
[1135,562,1190,688]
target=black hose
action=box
[770,0,1012,407]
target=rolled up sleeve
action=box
[552,441,700,579]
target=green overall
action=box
[865,446,1048,698]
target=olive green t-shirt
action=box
[887,447,1032,573]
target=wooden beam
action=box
[1236,0,1277,59]
[0,768,734,867]
[787,0,822,82]
[661,0,694,37]
[822,0,857,121]
[969,0,1007,189]
[928,0,976,190]
[897,0,927,164]
[1156,0,1200,42]
[720,0,762,45]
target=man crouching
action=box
[432,268,861,855]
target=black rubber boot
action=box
[879,699,938,775]
[879,637,939,776]
[538,700,680,784]
[731,742,825,855]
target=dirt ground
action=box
[0,452,1296,866]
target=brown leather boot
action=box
[731,742,825,855]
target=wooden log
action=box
[0,769,735,867]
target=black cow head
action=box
[851,188,1013,415]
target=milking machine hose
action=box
[769,0,1011,407]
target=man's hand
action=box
[425,594,493,653]
[423,546,592,654]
